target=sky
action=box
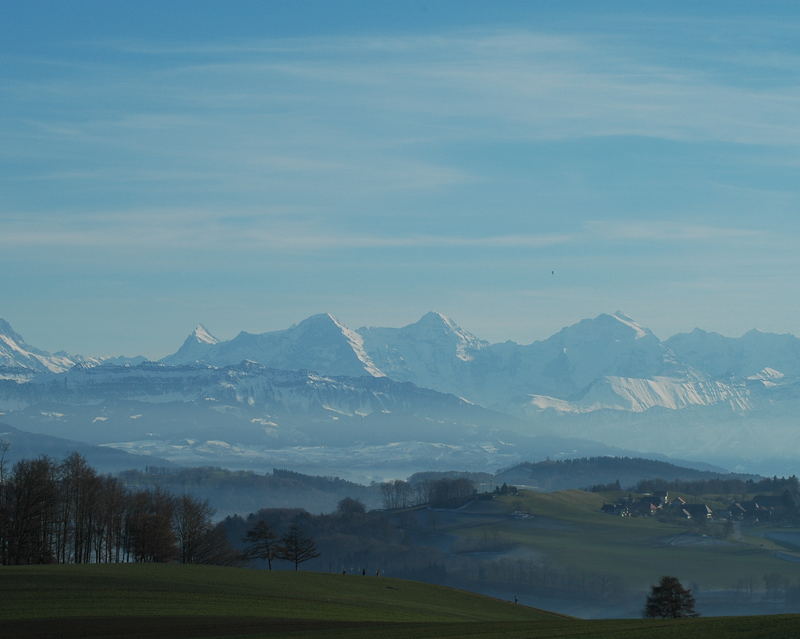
[3,1,800,358]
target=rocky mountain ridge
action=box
[3,312,799,419]
[4,313,800,474]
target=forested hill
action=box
[495,457,757,491]
[118,466,382,517]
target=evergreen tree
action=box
[644,576,698,618]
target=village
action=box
[601,489,800,524]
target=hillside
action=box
[495,456,746,491]
[0,423,173,473]
[2,564,800,638]
[118,466,382,516]
[418,489,800,618]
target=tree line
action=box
[379,477,475,510]
[0,448,236,566]
[117,465,380,515]
[636,475,799,496]
[243,520,320,571]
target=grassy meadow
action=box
[2,563,800,638]
[440,489,800,592]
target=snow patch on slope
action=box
[325,313,384,377]
[193,324,219,345]
[0,319,76,373]
[609,311,648,339]
[526,376,751,414]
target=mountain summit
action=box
[358,312,487,394]
[162,313,384,378]
[162,324,220,365]
[0,318,75,373]
[159,311,693,411]
[192,324,219,345]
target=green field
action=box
[2,564,800,638]
[440,490,800,591]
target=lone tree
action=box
[277,524,320,571]
[336,497,365,517]
[243,520,279,570]
[644,576,698,618]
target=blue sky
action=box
[3,1,800,357]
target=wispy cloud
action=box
[89,30,800,147]
[586,221,768,243]
[8,28,800,174]
[0,208,572,251]
[0,208,768,253]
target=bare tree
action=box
[59,452,100,563]
[93,475,127,563]
[174,495,215,564]
[7,457,59,565]
[243,520,279,570]
[380,480,411,510]
[192,522,240,566]
[0,440,10,484]
[125,488,177,563]
[0,440,10,564]
[1,453,235,567]
[428,478,475,508]
[277,524,320,571]
[336,497,365,517]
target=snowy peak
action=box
[560,312,654,342]
[415,311,460,332]
[402,311,487,360]
[0,318,25,345]
[0,318,75,373]
[608,311,650,339]
[162,313,384,378]
[357,312,487,394]
[293,312,349,336]
[289,313,384,377]
[161,324,220,365]
[667,326,800,379]
[192,324,219,345]
[498,312,680,401]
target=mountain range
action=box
[150,311,786,417]
[3,312,800,476]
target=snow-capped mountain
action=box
[358,311,487,395]
[163,313,384,378]
[0,318,76,373]
[467,312,693,412]
[0,318,148,376]
[154,311,799,417]
[666,328,800,380]
[0,359,656,478]
[10,310,799,420]
[356,311,799,418]
[2,360,483,424]
[357,311,719,415]
[161,324,220,365]
[7,310,800,474]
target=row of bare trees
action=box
[0,449,234,566]
[243,521,320,571]
[380,477,476,510]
